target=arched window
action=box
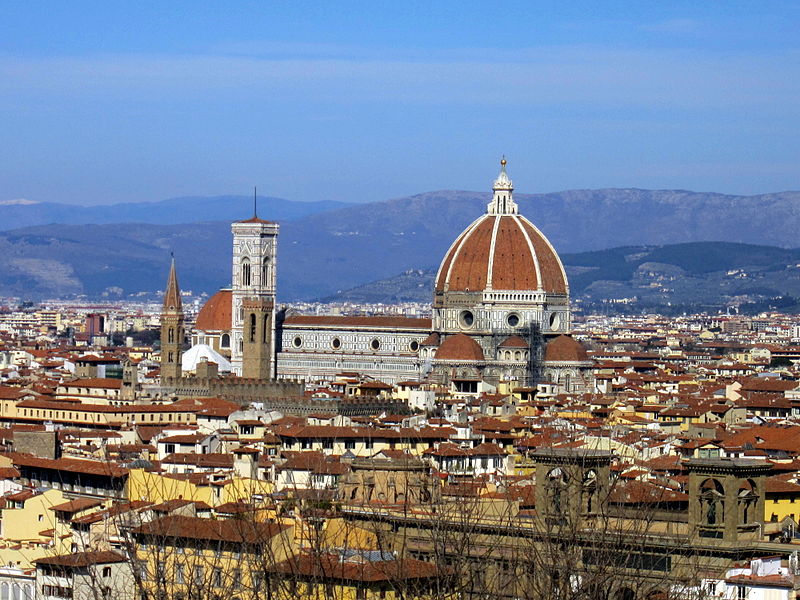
[249,313,256,343]
[220,334,230,349]
[242,258,251,287]
[583,470,598,514]
[262,315,269,344]
[700,478,725,526]
[168,327,174,343]
[546,467,568,516]
[261,257,270,286]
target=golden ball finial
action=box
[500,157,507,167]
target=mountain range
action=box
[0,195,349,230]
[0,188,798,302]
[325,243,800,312]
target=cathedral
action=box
[184,160,593,393]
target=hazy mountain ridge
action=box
[0,188,799,300]
[0,195,350,230]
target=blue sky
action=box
[1,1,799,205]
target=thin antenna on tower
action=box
[253,186,258,218]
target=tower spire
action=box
[487,156,517,215]
[163,255,182,311]
[253,186,258,219]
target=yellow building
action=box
[0,488,68,568]
[133,515,295,598]
[764,476,800,523]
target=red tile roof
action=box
[435,334,484,361]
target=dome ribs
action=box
[519,219,568,294]
[490,216,538,290]
[448,217,494,292]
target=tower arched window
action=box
[261,257,270,287]
[242,258,251,287]
[249,313,256,342]
[168,327,174,343]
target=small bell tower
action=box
[160,256,184,381]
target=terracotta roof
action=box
[420,332,440,346]
[133,514,288,543]
[34,551,126,567]
[435,213,568,295]
[236,216,275,224]
[270,552,441,582]
[544,335,590,363]
[61,378,122,389]
[195,289,232,332]
[435,334,484,361]
[6,453,128,478]
[284,315,431,330]
[49,497,103,513]
[498,335,529,348]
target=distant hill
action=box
[325,242,800,311]
[0,187,799,301]
[0,195,350,230]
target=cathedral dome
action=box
[434,333,485,361]
[434,161,568,296]
[544,335,590,363]
[196,289,232,332]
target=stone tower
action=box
[230,207,279,378]
[532,448,612,527]
[160,257,184,381]
[686,458,771,544]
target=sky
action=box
[1,1,799,205]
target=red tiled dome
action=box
[434,334,484,361]
[196,289,232,332]
[544,335,589,363]
[435,214,568,295]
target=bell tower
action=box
[160,257,184,381]
[687,458,771,544]
[230,194,279,378]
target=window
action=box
[102,566,111,578]
[242,258,251,286]
[331,337,342,349]
[459,310,474,328]
[293,336,303,348]
[507,313,520,327]
[409,340,419,352]
[213,568,222,587]
[221,334,230,348]
[249,313,256,342]
[261,260,268,285]
[176,564,185,584]
[370,339,381,350]
[345,440,356,450]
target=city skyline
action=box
[2,1,800,206]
